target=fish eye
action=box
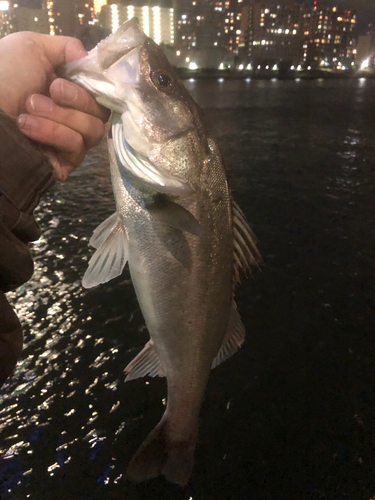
[150,71,173,91]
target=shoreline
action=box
[177,68,375,80]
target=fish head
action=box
[63,18,204,158]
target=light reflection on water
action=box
[1,78,375,499]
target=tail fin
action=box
[126,416,197,486]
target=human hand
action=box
[0,32,109,181]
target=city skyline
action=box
[5,0,375,34]
[0,0,373,70]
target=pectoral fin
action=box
[112,116,193,196]
[146,195,201,237]
[124,340,165,381]
[82,214,128,288]
[89,212,119,249]
[211,301,245,369]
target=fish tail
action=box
[126,415,197,486]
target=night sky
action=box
[11,0,375,35]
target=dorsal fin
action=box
[232,200,262,287]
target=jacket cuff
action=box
[0,292,23,387]
[0,108,54,214]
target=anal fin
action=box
[124,340,165,381]
[211,301,245,369]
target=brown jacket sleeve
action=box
[0,109,54,386]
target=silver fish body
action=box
[63,18,260,485]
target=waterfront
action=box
[0,78,374,499]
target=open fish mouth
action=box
[61,18,147,112]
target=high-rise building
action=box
[175,0,224,50]
[220,0,246,54]
[301,3,356,69]
[240,1,356,69]
[99,4,174,45]
[243,0,303,67]
[175,1,247,53]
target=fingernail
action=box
[30,94,53,113]
[17,114,37,131]
[61,80,78,102]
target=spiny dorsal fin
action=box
[233,200,262,287]
[212,301,245,369]
[82,214,128,288]
[124,340,165,381]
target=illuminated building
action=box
[243,0,303,67]
[220,0,246,54]
[100,4,174,45]
[175,1,246,53]
[175,0,222,50]
[301,3,356,69]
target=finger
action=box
[49,78,110,123]
[26,94,105,149]
[17,114,86,170]
[40,35,88,67]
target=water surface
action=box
[1,78,375,500]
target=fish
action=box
[62,18,261,486]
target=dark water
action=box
[1,78,375,500]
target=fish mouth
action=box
[61,18,146,112]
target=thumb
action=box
[40,35,88,67]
